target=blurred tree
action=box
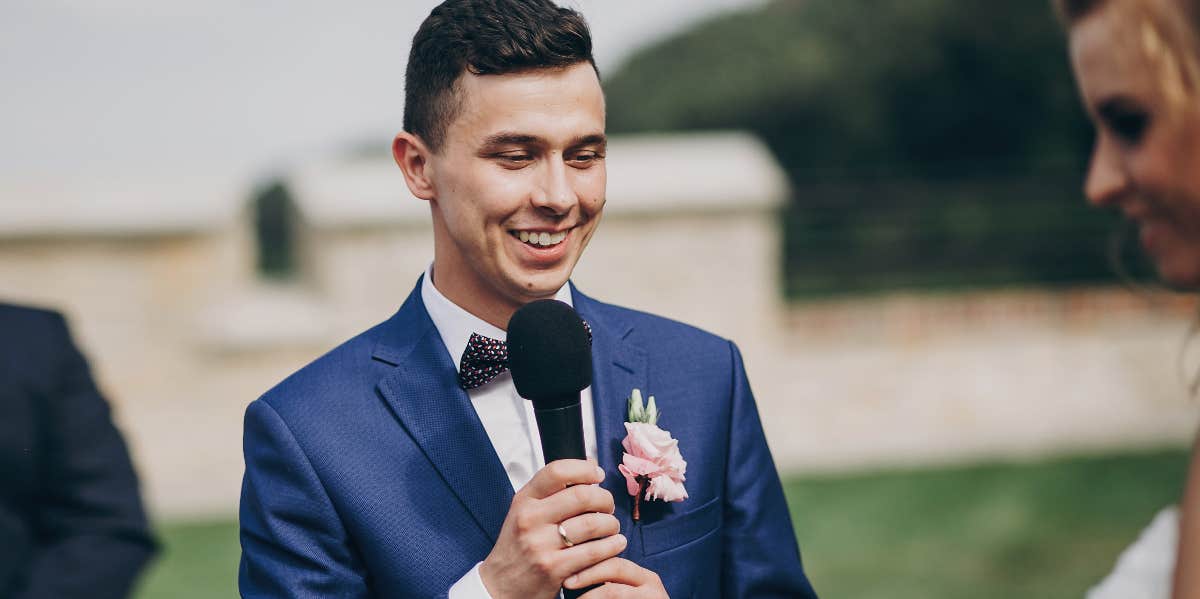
[606,0,1090,177]
[604,0,1132,296]
[253,180,298,280]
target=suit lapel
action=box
[372,281,648,551]
[574,287,646,557]
[374,282,514,544]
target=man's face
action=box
[424,62,607,324]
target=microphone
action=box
[507,299,596,599]
[507,299,592,464]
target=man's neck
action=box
[429,265,554,331]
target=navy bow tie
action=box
[458,321,592,390]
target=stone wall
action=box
[2,133,1197,517]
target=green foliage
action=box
[604,0,1116,295]
[606,0,1090,177]
[781,175,1138,296]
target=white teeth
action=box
[513,230,568,247]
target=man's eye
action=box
[568,152,603,166]
[496,153,533,165]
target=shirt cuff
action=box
[449,562,494,599]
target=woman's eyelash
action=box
[1098,99,1149,144]
[1108,111,1148,142]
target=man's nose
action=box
[1084,136,1131,208]
[531,157,577,215]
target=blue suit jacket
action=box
[239,279,817,598]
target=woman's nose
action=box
[1084,136,1131,208]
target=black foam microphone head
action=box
[506,299,593,409]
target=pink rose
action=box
[618,422,687,504]
[646,474,688,503]
[618,453,659,496]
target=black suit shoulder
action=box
[0,302,63,326]
[0,301,156,599]
[0,303,71,367]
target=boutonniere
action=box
[618,389,688,521]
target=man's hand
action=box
[479,460,626,599]
[565,558,669,598]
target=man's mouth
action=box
[510,229,568,248]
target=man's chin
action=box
[508,272,572,302]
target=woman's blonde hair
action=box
[1054,0,1200,109]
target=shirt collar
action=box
[421,263,573,372]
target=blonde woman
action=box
[1058,0,1200,596]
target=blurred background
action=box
[2,0,1197,597]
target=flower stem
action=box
[632,476,649,521]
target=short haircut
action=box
[403,0,598,151]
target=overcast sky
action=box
[0,1,764,184]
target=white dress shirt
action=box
[421,265,597,599]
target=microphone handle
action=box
[533,400,586,462]
[532,400,599,599]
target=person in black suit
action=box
[0,303,156,599]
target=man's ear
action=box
[393,131,436,201]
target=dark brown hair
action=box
[403,0,598,151]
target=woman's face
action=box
[1070,4,1200,287]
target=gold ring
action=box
[557,523,574,548]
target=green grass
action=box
[135,520,240,599]
[788,449,1190,599]
[133,449,1189,598]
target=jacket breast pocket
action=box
[639,495,721,557]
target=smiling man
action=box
[238,2,817,598]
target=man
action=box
[0,303,157,599]
[238,1,818,597]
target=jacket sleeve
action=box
[720,341,819,598]
[17,313,157,599]
[239,398,376,598]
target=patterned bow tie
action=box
[458,321,592,390]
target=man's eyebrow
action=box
[478,132,607,149]
[480,132,542,147]
[570,133,607,148]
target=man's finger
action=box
[539,483,615,523]
[559,512,621,546]
[520,459,605,500]
[577,583,638,598]
[565,557,651,590]
[555,533,628,580]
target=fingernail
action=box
[566,575,579,587]
[595,466,605,480]
[617,534,627,546]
